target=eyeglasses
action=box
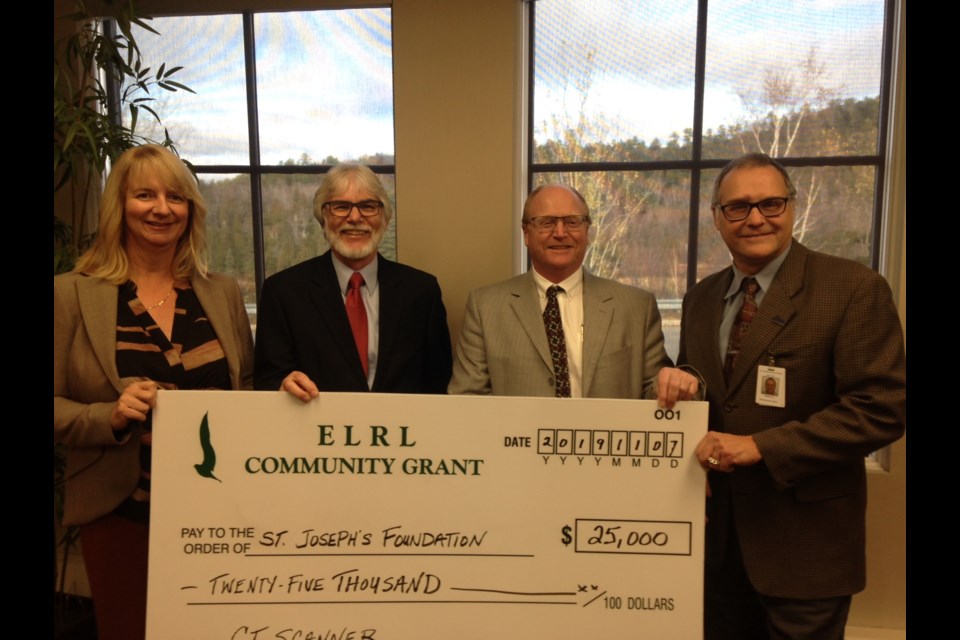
[323,200,384,217]
[715,197,791,222]
[523,215,591,231]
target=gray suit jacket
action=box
[678,241,906,599]
[54,271,255,525]
[448,270,672,398]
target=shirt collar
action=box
[332,253,380,295]
[724,241,792,301]
[531,267,583,299]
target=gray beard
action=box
[324,222,385,261]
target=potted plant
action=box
[53,1,192,634]
[54,0,192,272]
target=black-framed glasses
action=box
[716,197,791,222]
[523,214,591,231]
[323,200,384,217]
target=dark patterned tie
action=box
[346,272,369,376]
[543,285,572,398]
[724,277,759,381]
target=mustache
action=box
[340,221,372,230]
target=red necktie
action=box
[346,272,368,376]
[724,277,759,381]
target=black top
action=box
[113,281,230,521]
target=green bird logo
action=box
[194,412,222,482]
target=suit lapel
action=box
[726,244,804,394]
[692,270,732,398]
[581,272,613,396]
[308,252,368,385]
[375,256,402,388]
[192,276,240,389]
[76,276,124,394]
[508,272,553,373]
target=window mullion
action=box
[871,0,899,271]
[243,11,266,301]
[687,0,710,292]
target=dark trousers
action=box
[80,513,150,640]
[705,505,852,640]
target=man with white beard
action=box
[254,163,452,399]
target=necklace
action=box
[143,288,175,311]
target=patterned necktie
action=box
[543,285,572,398]
[346,272,369,376]
[724,277,759,381]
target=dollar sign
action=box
[561,525,572,546]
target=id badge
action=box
[756,365,786,407]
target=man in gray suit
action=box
[681,153,905,639]
[448,184,698,401]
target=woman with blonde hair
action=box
[54,144,254,640]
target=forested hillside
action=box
[202,96,878,304]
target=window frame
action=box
[525,0,901,291]
[106,8,397,304]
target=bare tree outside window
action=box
[532,0,892,359]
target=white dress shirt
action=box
[532,268,584,398]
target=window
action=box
[121,8,396,322]
[529,0,897,360]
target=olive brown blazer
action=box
[54,272,254,526]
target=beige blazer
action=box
[54,272,254,525]
[448,270,672,398]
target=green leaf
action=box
[164,81,195,94]
[115,18,135,45]
[77,121,103,169]
[131,16,161,36]
[140,104,161,122]
[62,122,79,151]
[54,0,195,210]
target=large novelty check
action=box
[147,391,707,639]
